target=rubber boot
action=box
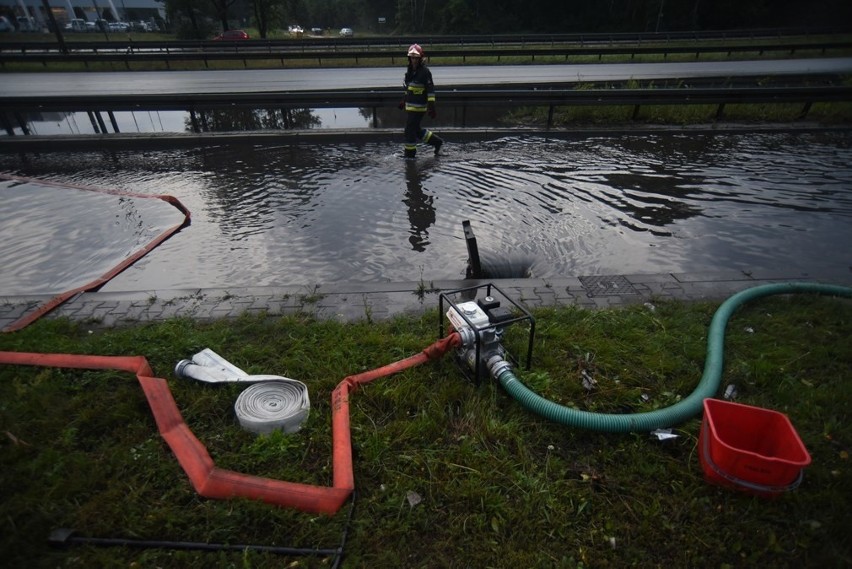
[404,148,416,160]
[430,135,444,156]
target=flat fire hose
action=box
[175,348,310,435]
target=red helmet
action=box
[407,44,424,58]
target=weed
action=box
[362,294,374,324]
[414,266,435,301]
[298,284,324,305]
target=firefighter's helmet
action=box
[407,44,424,58]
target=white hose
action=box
[175,348,311,435]
[234,380,311,435]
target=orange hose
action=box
[0,333,460,514]
[0,174,191,333]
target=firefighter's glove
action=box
[427,102,436,119]
[398,99,406,110]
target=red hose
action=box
[0,333,460,514]
[0,174,191,333]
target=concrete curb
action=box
[3,271,850,331]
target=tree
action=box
[209,0,240,31]
[252,0,289,37]
[159,0,216,38]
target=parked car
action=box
[16,16,39,32]
[130,20,149,32]
[288,24,303,37]
[310,27,322,35]
[108,21,129,32]
[213,29,249,40]
[64,18,87,32]
[339,27,353,37]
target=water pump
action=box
[439,283,535,385]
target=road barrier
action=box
[2,85,851,136]
[2,38,850,69]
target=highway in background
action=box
[2,57,851,97]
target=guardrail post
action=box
[547,105,554,130]
[14,113,30,135]
[87,111,100,133]
[1,112,15,136]
[107,111,119,133]
[715,103,726,121]
[94,112,108,134]
[798,101,813,119]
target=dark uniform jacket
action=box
[404,64,436,113]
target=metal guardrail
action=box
[2,26,850,52]
[2,85,850,135]
[2,41,851,68]
[1,32,850,68]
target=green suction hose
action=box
[495,282,852,433]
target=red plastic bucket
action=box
[699,398,811,497]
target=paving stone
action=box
[1,275,849,331]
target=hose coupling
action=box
[174,359,193,378]
[487,354,511,379]
[457,326,477,348]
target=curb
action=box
[4,271,850,331]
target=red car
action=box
[214,29,249,40]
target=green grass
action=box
[1,295,851,567]
[503,100,852,127]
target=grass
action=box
[503,100,852,127]
[1,293,851,567]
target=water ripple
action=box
[1,131,850,291]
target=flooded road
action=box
[1,131,850,294]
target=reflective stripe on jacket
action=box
[404,64,436,113]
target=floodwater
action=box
[1,131,850,295]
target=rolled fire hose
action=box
[175,348,310,435]
[491,282,852,433]
[234,381,310,435]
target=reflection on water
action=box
[404,160,437,252]
[0,131,850,293]
[0,178,187,294]
[2,109,358,135]
[3,106,527,136]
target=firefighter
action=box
[398,43,443,159]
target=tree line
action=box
[161,0,852,40]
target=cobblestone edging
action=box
[4,270,849,332]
